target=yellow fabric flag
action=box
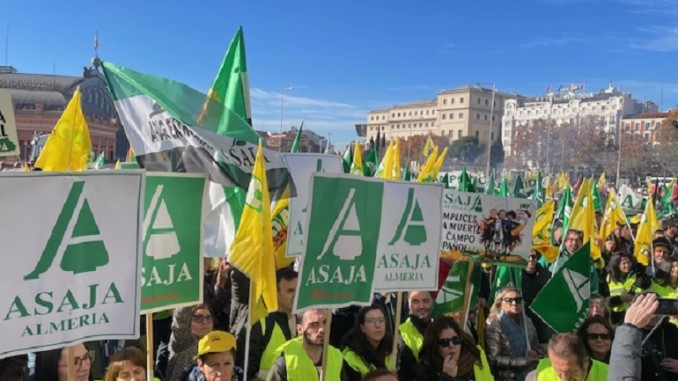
[270,185,295,270]
[557,172,570,191]
[598,172,607,189]
[634,197,659,266]
[416,146,438,182]
[34,87,91,171]
[531,200,559,262]
[21,163,30,172]
[228,140,278,325]
[350,141,364,176]
[598,190,627,242]
[433,147,448,176]
[568,178,601,260]
[392,138,401,180]
[376,141,393,179]
[423,136,434,157]
[114,159,121,170]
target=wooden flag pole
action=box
[391,292,403,370]
[66,346,75,381]
[243,280,253,380]
[145,313,155,381]
[461,261,475,329]
[320,309,333,381]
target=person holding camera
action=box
[639,296,678,381]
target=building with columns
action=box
[501,84,657,156]
[0,65,126,164]
[365,85,513,147]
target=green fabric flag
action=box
[530,242,591,332]
[434,261,481,315]
[512,174,526,198]
[592,180,602,213]
[290,122,304,153]
[441,173,450,189]
[402,165,411,181]
[555,187,573,233]
[364,144,378,177]
[342,146,352,173]
[93,151,105,169]
[488,265,522,305]
[498,177,510,197]
[458,167,476,192]
[531,172,545,207]
[485,169,496,195]
[206,26,253,127]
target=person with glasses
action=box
[415,316,493,381]
[576,316,614,364]
[485,287,542,381]
[525,333,608,381]
[33,343,93,381]
[104,347,147,381]
[341,304,395,381]
[166,305,214,381]
[607,252,649,325]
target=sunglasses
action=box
[587,332,611,341]
[192,314,213,324]
[502,297,523,304]
[437,336,462,347]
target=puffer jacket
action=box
[485,316,542,381]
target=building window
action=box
[451,98,455,104]
[457,130,462,138]
[477,98,481,104]
[397,113,401,117]
[450,113,454,120]
[392,113,395,118]
[419,123,423,127]
[645,133,650,142]
[460,97,464,103]
[476,113,480,119]
[485,99,489,106]
[408,112,412,116]
[491,132,494,140]
[443,99,447,105]
[475,131,479,139]
[432,110,435,115]
[484,115,488,120]
[442,114,447,120]
[635,122,640,131]
[645,122,651,131]
[492,116,495,121]
[625,123,630,131]
[458,112,463,119]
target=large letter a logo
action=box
[388,188,426,246]
[25,181,109,280]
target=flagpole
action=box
[461,261,475,328]
[243,280,253,379]
[145,313,155,381]
[521,306,532,351]
[391,292,403,370]
[320,309,333,381]
[462,284,475,330]
[66,346,75,381]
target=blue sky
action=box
[3,0,678,149]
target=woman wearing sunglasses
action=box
[166,304,214,381]
[485,287,542,381]
[415,315,493,380]
[576,316,614,364]
[33,343,94,381]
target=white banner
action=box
[441,190,537,263]
[0,89,20,157]
[374,181,443,292]
[282,154,343,257]
[0,172,145,357]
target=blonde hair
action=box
[488,286,521,322]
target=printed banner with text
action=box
[0,172,144,357]
[0,89,20,157]
[440,190,537,266]
[141,173,207,313]
[295,174,443,311]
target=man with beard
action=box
[267,309,345,380]
[398,290,434,381]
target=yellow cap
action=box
[195,331,236,358]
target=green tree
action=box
[448,136,482,163]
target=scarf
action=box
[499,311,527,357]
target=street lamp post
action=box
[616,96,625,188]
[279,86,293,151]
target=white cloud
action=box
[630,26,678,52]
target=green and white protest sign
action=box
[0,171,144,357]
[282,153,343,257]
[0,89,20,156]
[441,190,537,264]
[141,173,207,313]
[295,174,443,311]
[374,181,443,292]
[295,174,382,310]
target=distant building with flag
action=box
[365,85,516,148]
[501,83,657,159]
[0,65,127,164]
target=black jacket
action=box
[398,317,429,381]
[522,265,554,344]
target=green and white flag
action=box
[0,171,144,357]
[433,261,481,315]
[530,242,591,332]
[488,265,522,305]
[618,184,644,213]
[0,89,20,157]
[295,174,443,310]
[141,173,207,313]
[555,186,573,232]
[93,152,105,169]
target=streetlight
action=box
[279,86,293,151]
[616,95,626,188]
[476,82,496,177]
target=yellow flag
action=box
[114,159,121,170]
[416,146,438,182]
[423,136,434,157]
[634,198,659,266]
[598,172,607,188]
[531,200,560,262]
[21,163,30,172]
[557,172,570,191]
[228,140,278,325]
[433,147,448,176]
[568,178,601,260]
[376,141,393,179]
[34,87,91,171]
[271,186,295,270]
[598,190,627,242]
[392,138,401,180]
[350,141,364,176]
